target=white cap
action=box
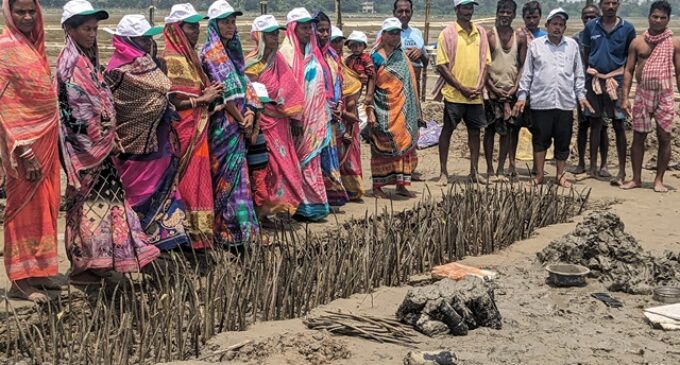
[207,0,243,20]
[251,14,286,33]
[346,30,368,45]
[165,3,207,24]
[61,0,108,25]
[286,7,315,24]
[454,0,479,7]
[252,82,273,103]
[381,17,402,33]
[546,7,569,22]
[104,15,163,37]
[330,26,344,41]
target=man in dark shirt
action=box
[570,4,608,175]
[582,0,636,185]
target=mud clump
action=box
[396,277,502,337]
[215,332,350,365]
[537,210,680,294]
[422,101,444,123]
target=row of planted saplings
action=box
[0,183,588,365]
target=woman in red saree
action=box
[162,4,223,249]
[0,0,60,301]
[244,14,305,219]
[366,19,422,199]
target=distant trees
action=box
[39,0,656,18]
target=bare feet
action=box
[610,176,624,187]
[9,280,49,302]
[557,175,573,188]
[437,173,448,186]
[598,168,612,178]
[411,171,425,182]
[495,174,510,183]
[470,174,488,185]
[525,178,543,187]
[395,185,417,198]
[620,180,641,190]
[653,180,668,193]
[70,271,106,286]
[29,276,64,291]
[568,165,586,175]
[372,187,389,199]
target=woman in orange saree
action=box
[366,20,422,199]
[0,0,60,301]
[162,8,223,249]
[330,28,365,201]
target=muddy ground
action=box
[149,122,680,364]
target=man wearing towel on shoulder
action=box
[621,0,680,193]
[581,0,636,185]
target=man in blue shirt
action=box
[392,0,429,92]
[517,1,546,42]
[570,4,609,176]
[582,0,636,185]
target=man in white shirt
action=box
[515,8,593,188]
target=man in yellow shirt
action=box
[435,0,491,185]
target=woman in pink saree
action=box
[279,8,330,220]
[57,3,159,284]
[244,14,305,218]
[105,15,191,251]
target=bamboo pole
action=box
[421,0,432,102]
[336,0,343,30]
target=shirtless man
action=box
[483,0,527,181]
[621,0,680,192]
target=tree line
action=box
[40,0,661,18]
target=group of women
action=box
[55,0,422,282]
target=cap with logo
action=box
[345,30,368,46]
[251,14,286,33]
[546,7,569,22]
[104,14,163,37]
[207,0,243,20]
[330,26,344,41]
[286,7,317,24]
[61,0,109,26]
[453,0,479,7]
[165,3,208,24]
[252,82,273,103]
[381,17,402,33]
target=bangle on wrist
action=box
[19,148,35,159]
[190,98,197,109]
